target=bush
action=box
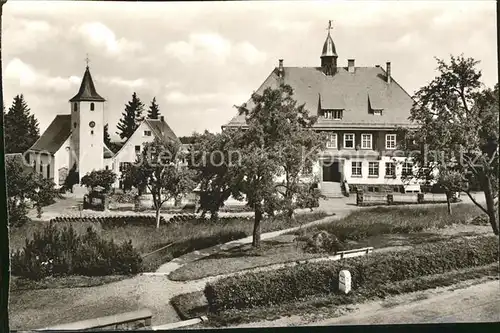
[11,223,142,280]
[204,235,498,312]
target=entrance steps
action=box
[321,182,344,198]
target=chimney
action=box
[278,59,284,84]
[160,116,164,122]
[348,59,355,73]
[386,62,391,83]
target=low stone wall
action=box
[37,309,152,331]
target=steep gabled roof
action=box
[224,66,414,129]
[29,115,72,153]
[69,66,106,102]
[145,118,180,143]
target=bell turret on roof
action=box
[321,20,337,58]
[320,20,338,76]
[69,62,106,103]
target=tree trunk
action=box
[481,175,499,236]
[155,207,162,229]
[252,206,263,248]
[445,192,452,215]
[0,1,11,331]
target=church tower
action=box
[321,20,338,76]
[68,60,106,180]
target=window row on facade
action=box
[349,160,413,178]
[325,133,397,150]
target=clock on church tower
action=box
[68,60,106,180]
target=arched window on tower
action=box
[73,122,77,128]
[90,103,95,111]
[73,103,78,112]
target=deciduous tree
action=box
[409,55,499,234]
[122,139,197,228]
[80,169,117,193]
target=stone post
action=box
[387,193,394,205]
[356,189,364,206]
[339,270,352,294]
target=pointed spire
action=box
[321,20,337,58]
[69,62,105,103]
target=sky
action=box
[3,0,498,140]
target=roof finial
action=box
[327,20,333,34]
[85,53,90,69]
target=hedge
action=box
[204,235,499,312]
[50,215,167,227]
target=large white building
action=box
[224,23,421,196]
[26,65,180,190]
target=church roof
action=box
[69,66,106,102]
[29,115,72,153]
[224,65,415,129]
[29,114,116,158]
[145,118,180,143]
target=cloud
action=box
[165,90,248,106]
[3,19,58,53]
[100,76,146,89]
[164,33,265,65]
[267,19,312,32]
[76,22,143,55]
[4,58,80,92]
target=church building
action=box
[223,22,421,196]
[26,64,180,190]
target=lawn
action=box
[168,204,488,281]
[9,211,329,273]
[168,235,325,281]
[295,203,484,241]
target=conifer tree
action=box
[4,94,40,153]
[116,92,145,141]
[147,97,161,119]
[104,124,111,146]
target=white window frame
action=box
[361,133,373,149]
[344,133,355,149]
[368,162,379,177]
[402,162,413,176]
[144,130,152,137]
[385,162,396,177]
[326,133,337,149]
[385,134,397,150]
[351,161,362,177]
[135,145,141,153]
[323,109,343,120]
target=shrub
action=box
[204,235,498,312]
[11,223,142,280]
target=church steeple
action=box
[69,57,105,102]
[320,20,338,76]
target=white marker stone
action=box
[339,270,352,294]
